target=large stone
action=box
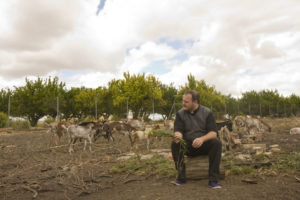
[242,144,267,153]
[235,153,252,162]
[270,147,281,153]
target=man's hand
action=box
[192,137,204,148]
[173,132,183,143]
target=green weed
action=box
[110,155,176,177]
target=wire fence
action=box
[3,95,300,127]
[172,102,300,120]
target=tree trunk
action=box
[29,116,39,127]
[185,156,225,180]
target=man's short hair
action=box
[184,90,200,103]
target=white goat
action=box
[290,127,300,135]
[67,122,101,153]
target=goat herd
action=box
[46,115,294,155]
[46,119,175,153]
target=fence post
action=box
[126,97,129,117]
[259,103,262,117]
[284,104,286,117]
[248,104,251,115]
[168,100,175,120]
[7,95,10,127]
[152,98,155,121]
[95,95,98,120]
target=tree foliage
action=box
[178,74,225,111]
[110,72,162,119]
[2,73,300,126]
[11,77,65,126]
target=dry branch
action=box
[21,185,38,198]
[295,175,300,183]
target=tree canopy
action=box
[1,73,300,126]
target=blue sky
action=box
[0,0,300,97]
[96,0,106,15]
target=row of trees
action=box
[1,73,300,126]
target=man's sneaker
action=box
[172,179,186,186]
[209,181,222,189]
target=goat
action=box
[130,127,153,151]
[46,122,58,134]
[290,127,300,135]
[216,120,233,131]
[233,115,271,134]
[130,125,160,151]
[46,121,72,145]
[127,119,145,130]
[103,121,135,144]
[67,121,102,153]
[46,122,58,145]
[164,120,174,131]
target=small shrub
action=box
[11,120,31,129]
[0,112,8,128]
[44,117,56,124]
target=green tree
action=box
[239,90,261,115]
[156,83,178,119]
[12,77,65,126]
[178,74,225,112]
[288,94,300,116]
[61,87,82,119]
[0,89,10,113]
[223,94,240,116]
[110,72,162,119]
[258,89,281,116]
[73,87,97,119]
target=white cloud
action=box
[0,0,300,97]
[0,0,80,51]
[119,41,177,74]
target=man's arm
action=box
[173,131,183,143]
[201,131,217,141]
[173,111,185,143]
[192,131,217,148]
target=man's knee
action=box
[210,138,222,150]
[171,141,181,150]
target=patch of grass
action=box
[221,152,240,167]
[271,152,300,173]
[110,155,176,177]
[149,129,173,137]
[252,154,269,162]
[226,165,256,176]
[263,117,300,133]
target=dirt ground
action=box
[0,117,299,200]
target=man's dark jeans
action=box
[171,138,222,182]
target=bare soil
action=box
[0,117,299,200]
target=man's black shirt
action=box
[174,105,217,144]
